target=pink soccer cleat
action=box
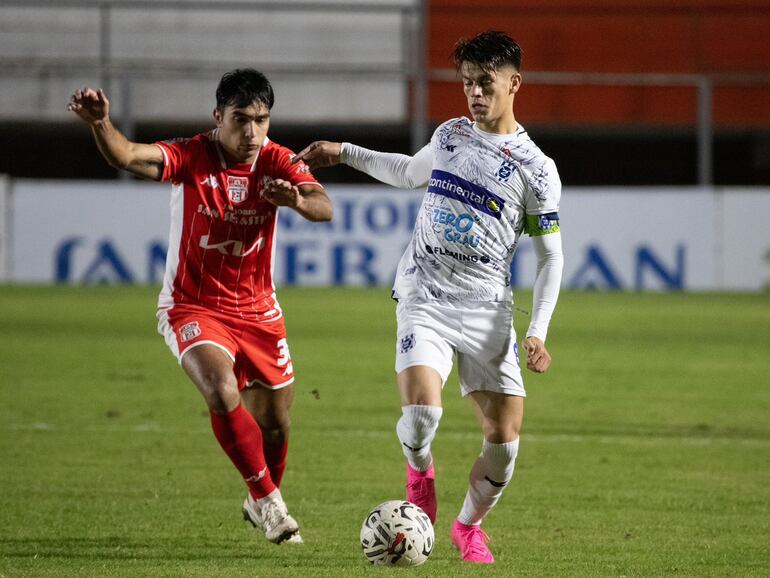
[406,463,437,524]
[451,519,495,563]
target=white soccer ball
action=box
[360,500,434,566]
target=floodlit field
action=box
[1,286,768,577]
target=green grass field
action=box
[1,286,769,577]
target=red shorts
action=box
[157,304,294,390]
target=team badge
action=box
[538,214,554,230]
[496,159,515,182]
[399,333,416,354]
[226,176,249,204]
[179,321,201,343]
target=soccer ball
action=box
[360,500,434,566]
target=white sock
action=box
[396,404,443,471]
[457,438,519,525]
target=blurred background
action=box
[1,0,769,291]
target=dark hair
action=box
[452,30,522,73]
[216,68,275,111]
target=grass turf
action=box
[0,286,768,577]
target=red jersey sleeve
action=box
[272,145,323,189]
[154,137,193,184]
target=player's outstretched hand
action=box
[292,141,342,170]
[67,88,110,125]
[523,336,551,373]
[262,178,302,209]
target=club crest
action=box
[179,321,201,343]
[227,176,249,204]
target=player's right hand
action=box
[292,141,342,170]
[523,336,551,373]
[67,88,110,125]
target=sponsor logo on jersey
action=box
[433,209,481,248]
[179,321,201,342]
[199,235,265,257]
[427,170,505,219]
[199,174,219,189]
[450,122,471,136]
[227,175,249,204]
[437,122,470,152]
[162,137,189,145]
[289,153,312,175]
[425,244,491,264]
[399,333,416,353]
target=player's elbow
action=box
[312,205,334,222]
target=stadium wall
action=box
[429,0,770,127]
[4,180,769,292]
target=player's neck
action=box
[476,114,518,136]
[217,141,259,168]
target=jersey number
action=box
[277,338,293,377]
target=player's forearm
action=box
[89,118,135,170]
[527,233,564,342]
[294,191,333,222]
[340,143,431,189]
[89,118,163,180]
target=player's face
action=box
[214,102,271,163]
[460,62,521,132]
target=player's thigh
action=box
[457,306,525,398]
[158,306,240,409]
[395,299,459,403]
[397,365,443,406]
[467,390,524,443]
[181,344,240,411]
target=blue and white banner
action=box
[7,181,770,291]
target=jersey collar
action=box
[211,129,268,172]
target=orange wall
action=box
[428,1,770,127]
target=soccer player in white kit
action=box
[294,31,563,563]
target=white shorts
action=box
[395,299,526,397]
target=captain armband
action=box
[524,212,560,237]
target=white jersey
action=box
[393,117,561,302]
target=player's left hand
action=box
[523,336,551,373]
[261,179,302,209]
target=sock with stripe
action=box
[210,404,276,499]
[457,437,519,525]
[396,404,443,471]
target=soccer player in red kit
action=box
[68,69,333,544]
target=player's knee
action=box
[483,422,520,444]
[199,373,240,413]
[261,422,290,445]
[259,407,292,438]
[479,438,519,484]
[397,404,443,445]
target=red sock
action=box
[263,439,288,488]
[210,405,276,499]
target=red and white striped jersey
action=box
[154,130,321,319]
